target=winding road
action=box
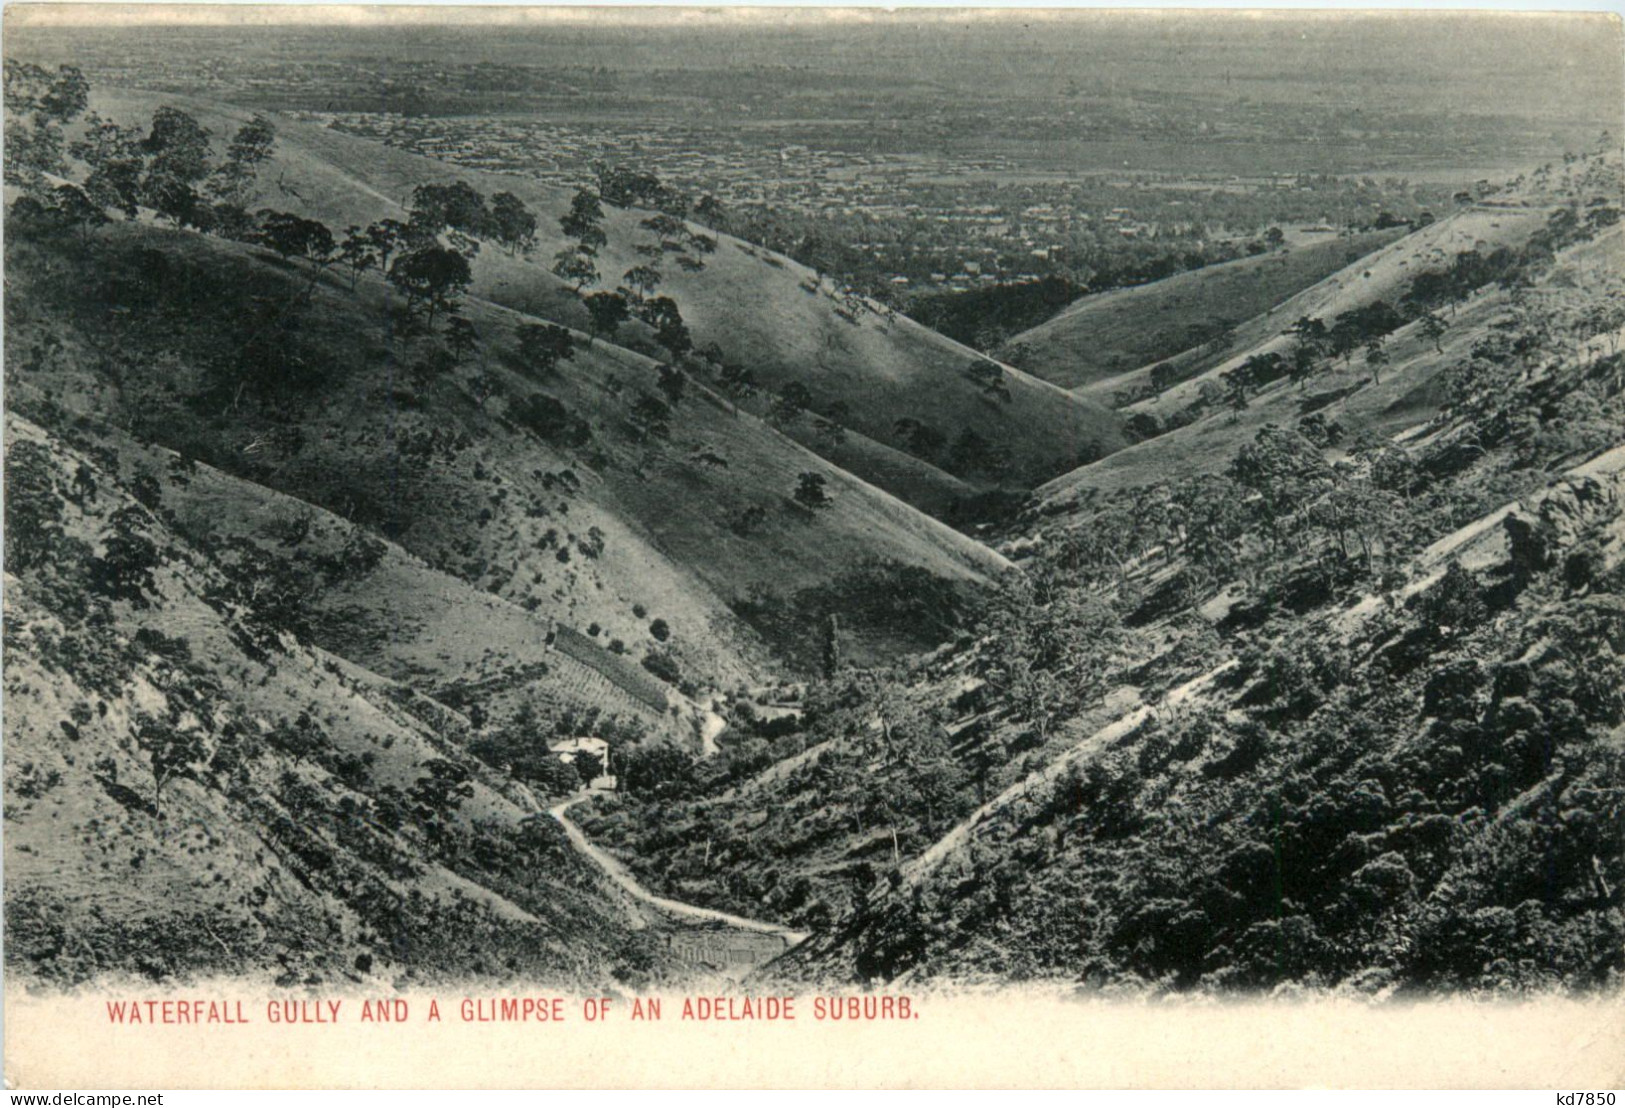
[549,795,810,945]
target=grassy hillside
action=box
[1040,202,1622,504]
[2,100,1027,986]
[3,414,663,988]
[87,91,1125,502]
[772,420,985,523]
[1069,204,1562,413]
[999,228,1408,390]
[66,424,686,737]
[11,73,1620,997]
[5,212,1010,687]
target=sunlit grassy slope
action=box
[6,211,1009,683]
[91,91,1125,502]
[1001,228,1408,391]
[1038,206,1609,504]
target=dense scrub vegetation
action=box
[578,153,1625,994]
[846,549,1623,990]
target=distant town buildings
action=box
[288,108,1448,296]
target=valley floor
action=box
[550,794,808,979]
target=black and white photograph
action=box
[2,3,1622,1089]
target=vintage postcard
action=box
[2,3,1623,1089]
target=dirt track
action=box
[549,795,809,944]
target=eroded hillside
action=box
[3,414,665,988]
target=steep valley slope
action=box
[571,156,1625,993]
[3,186,1024,987]
[87,90,1127,505]
[1042,201,1623,501]
[6,78,1621,996]
[1000,226,1408,391]
[3,413,666,988]
[4,215,1009,691]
